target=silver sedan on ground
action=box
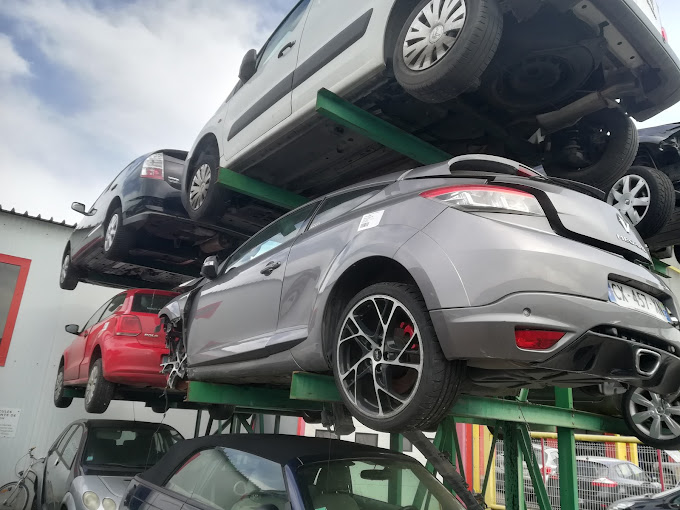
[161,154,680,432]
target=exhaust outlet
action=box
[635,348,661,377]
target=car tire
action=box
[59,249,79,290]
[621,387,680,449]
[185,151,225,222]
[208,404,235,421]
[84,358,114,414]
[393,0,503,104]
[102,207,132,260]
[53,364,72,409]
[607,166,674,239]
[543,108,639,191]
[333,282,464,432]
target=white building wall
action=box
[0,212,199,480]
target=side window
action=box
[228,202,318,270]
[308,186,384,230]
[258,0,310,68]
[99,293,126,322]
[166,448,288,510]
[82,301,111,331]
[615,464,632,479]
[60,426,83,468]
[54,425,76,454]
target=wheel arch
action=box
[383,0,419,68]
[186,133,220,186]
[105,196,123,223]
[60,490,76,510]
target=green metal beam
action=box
[289,373,629,433]
[555,388,579,510]
[316,88,451,165]
[503,423,525,510]
[188,381,324,412]
[389,434,403,505]
[517,424,552,510]
[217,168,308,210]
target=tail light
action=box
[591,477,618,488]
[515,329,564,350]
[140,153,164,180]
[420,185,544,215]
[116,315,142,337]
[662,27,668,43]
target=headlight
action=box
[608,502,634,510]
[102,498,116,510]
[82,492,100,510]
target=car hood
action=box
[72,475,134,503]
[639,122,680,144]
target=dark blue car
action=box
[60,150,237,290]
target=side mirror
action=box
[71,202,87,215]
[238,49,257,83]
[201,256,219,280]
[64,324,80,335]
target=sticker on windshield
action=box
[358,210,384,231]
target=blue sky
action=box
[1,0,680,222]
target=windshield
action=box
[83,426,181,468]
[296,458,465,510]
[131,292,176,314]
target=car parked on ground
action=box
[608,486,680,510]
[576,456,661,510]
[32,420,182,510]
[495,443,559,500]
[60,149,237,291]
[54,288,178,413]
[181,0,680,230]
[159,154,680,433]
[120,434,466,510]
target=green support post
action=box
[231,415,239,433]
[316,88,451,165]
[194,410,202,438]
[217,168,308,210]
[556,388,579,510]
[517,424,552,510]
[389,434,403,505]
[481,426,497,500]
[274,415,281,434]
[503,423,526,510]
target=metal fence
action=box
[491,437,680,509]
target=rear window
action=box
[131,293,175,314]
[83,425,182,468]
[576,460,608,479]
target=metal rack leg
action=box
[556,388,579,510]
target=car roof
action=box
[576,456,628,465]
[140,434,414,486]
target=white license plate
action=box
[608,281,670,323]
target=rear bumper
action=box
[104,341,168,388]
[431,292,680,392]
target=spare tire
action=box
[543,108,638,191]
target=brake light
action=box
[116,315,142,337]
[662,27,668,43]
[140,153,164,180]
[591,477,618,488]
[515,329,564,350]
[420,185,544,215]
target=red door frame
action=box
[0,253,31,366]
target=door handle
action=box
[53,458,60,467]
[260,261,281,276]
[278,40,296,58]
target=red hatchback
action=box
[54,289,178,413]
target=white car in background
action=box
[180,0,680,232]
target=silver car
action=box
[161,155,680,432]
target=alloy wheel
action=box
[85,364,99,404]
[403,0,467,71]
[628,388,680,441]
[104,213,119,252]
[60,255,70,283]
[189,163,212,210]
[607,174,651,225]
[336,295,423,419]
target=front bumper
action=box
[431,292,680,392]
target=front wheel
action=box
[84,359,114,414]
[59,249,78,290]
[184,151,225,222]
[621,387,680,449]
[0,482,29,510]
[102,208,132,260]
[53,365,72,409]
[333,282,463,432]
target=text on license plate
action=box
[608,281,670,323]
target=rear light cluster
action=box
[591,477,618,488]
[140,153,164,180]
[421,185,544,216]
[116,315,142,337]
[515,329,564,350]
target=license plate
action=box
[608,281,671,323]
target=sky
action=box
[1,0,680,224]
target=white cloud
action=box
[0,0,279,223]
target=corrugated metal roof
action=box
[0,205,75,228]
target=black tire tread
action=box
[184,152,225,222]
[53,365,73,409]
[84,358,114,414]
[59,250,78,291]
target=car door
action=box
[70,179,119,262]
[222,0,311,161]
[63,300,110,381]
[187,202,318,366]
[44,425,83,510]
[78,292,127,378]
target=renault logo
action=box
[617,213,631,233]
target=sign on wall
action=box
[0,408,21,438]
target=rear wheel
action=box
[543,109,638,191]
[607,166,674,238]
[53,364,72,409]
[208,405,235,421]
[59,249,78,290]
[333,282,463,432]
[622,387,680,449]
[84,359,114,414]
[185,151,225,222]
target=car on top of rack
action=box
[54,288,178,413]
[158,154,680,433]
[181,0,680,229]
[59,149,238,291]
[120,434,467,510]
